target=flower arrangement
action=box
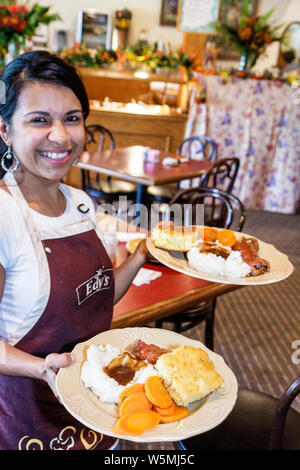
[59,40,202,80]
[122,42,157,70]
[0,2,61,52]
[59,42,95,67]
[212,0,284,71]
[58,41,289,87]
[115,8,132,30]
[94,48,117,68]
[172,49,203,79]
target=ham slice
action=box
[127,340,168,364]
[232,237,270,276]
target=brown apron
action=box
[0,174,116,450]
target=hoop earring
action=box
[1,147,20,173]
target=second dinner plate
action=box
[146,231,293,286]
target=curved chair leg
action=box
[204,298,216,351]
[154,299,217,351]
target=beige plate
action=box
[56,327,237,443]
[147,229,293,286]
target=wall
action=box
[254,0,300,72]
[25,0,300,68]
[33,0,184,51]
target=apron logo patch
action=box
[76,267,113,305]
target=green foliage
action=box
[0,2,61,50]
[212,4,284,69]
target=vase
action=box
[239,49,249,72]
[239,49,260,73]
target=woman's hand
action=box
[42,352,75,401]
[135,238,149,262]
[0,340,76,402]
[113,237,150,304]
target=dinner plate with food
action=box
[55,327,237,442]
[146,221,293,285]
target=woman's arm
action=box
[0,263,74,398]
[0,339,74,398]
[113,239,148,304]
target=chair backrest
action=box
[84,124,115,152]
[169,186,246,232]
[200,157,240,193]
[269,376,300,450]
[176,136,218,163]
[82,124,115,189]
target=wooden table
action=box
[95,215,242,331]
[110,241,241,329]
[77,145,212,205]
[111,262,241,329]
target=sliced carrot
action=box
[153,401,175,416]
[117,410,161,434]
[119,391,152,415]
[203,227,217,242]
[145,376,173,409]
[159,405,189,424]
[112,420,142,436]
[118,383,145,407]
[216,229,237,247]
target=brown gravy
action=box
[200,242,230,259]
[103,352,147,386]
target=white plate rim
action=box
[56,327,238,443]
[146,229,293,286]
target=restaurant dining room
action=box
[0,0,299,455]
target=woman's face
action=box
[5,81,85,183]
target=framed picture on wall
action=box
[216,0,259,60]
[160,0,179,26]
[178,0,220,33]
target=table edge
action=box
[111,282,242,329]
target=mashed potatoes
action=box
[81,344,158,404]
[187,245,251,278]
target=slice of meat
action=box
[245,256,270,276]
[127,340,168,364]
[232,237,270,276]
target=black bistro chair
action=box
[174,376,300,450]
[146,136,218,204]
[81,124,137,203]
[200,157,240,194]
[155,187,246,350]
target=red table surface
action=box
[113,263,210,318]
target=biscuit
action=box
[155,345,223,406]
[151,222,201,252]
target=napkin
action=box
[133,268,162,286]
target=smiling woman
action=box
[0,51,149,450]
[6,82,85,207]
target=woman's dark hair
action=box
[0,50,90,178]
